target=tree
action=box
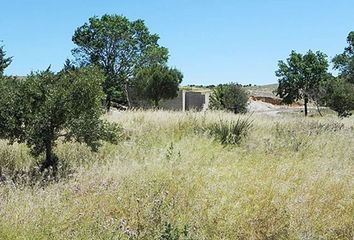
[209,83,249,114]
[333,31,354,84]
[72,14,169,110]
[322,79,354,117]
[276,50,330,116]
[134,65,183,107]
[0,66,120,172]
[0,44,12,76]
[323,31,354,117]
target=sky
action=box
[1,0,354,85]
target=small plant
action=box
[207,118,253,145]
[160,223,191,240]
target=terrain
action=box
[0,110,353,239]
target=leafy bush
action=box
[134,65,183,107]
[209,83,249,114]
[323,79,354,117]
[207,118,253,145]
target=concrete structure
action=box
[159,90,211,111]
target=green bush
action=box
[323,79,354,117]
[209,83,249,114]
[160,223,192,240]
[207,118,253,145]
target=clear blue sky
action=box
[1,0,354,85]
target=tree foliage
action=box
[134,65,183,107]
[322,79,354,117]
[209,83,249,114]
[72,14,169,109]
[276,50,330,116]
[0,66,120,172]
[0,44,12,76]
[324,31,354,117]
[333,31,354,84]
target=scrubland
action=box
[0,110,353,239]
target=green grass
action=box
[0,110,353,239]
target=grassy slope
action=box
[0,111,353,239]
[246,83,278,98]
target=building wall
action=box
[185,92,205,111]
[159,91,183,110]
[159,90,210,111]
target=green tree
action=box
[276,50,330,116]
[323,79,354,117]
[333,31,354,84]
[324,31,354,117]
[0,66,120,172]
[209,83,249,114]
[72,14,169,110]
[0,44,12,76]
[135,65,183,107]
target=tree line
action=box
[1,14,354,173]
[276,32,354,117]
[0,14,183,172]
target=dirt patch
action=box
[250,96,302,107]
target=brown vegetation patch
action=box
[250,96,302,107]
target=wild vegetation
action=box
[276,32,354,117]
[0,44,12,76]
[72,14,169,110]
[134,65,183,107]
[0,110,353,239]
[1,12,354,240]
[0,67,120,173]
[209,83,249,114]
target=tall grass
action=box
[0,110,353,239]
[207,117,253,145]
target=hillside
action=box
[246,83,278,98]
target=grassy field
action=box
[0,110,353,239]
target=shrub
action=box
[159,223,191,240]
[323,79,354,117]
[209,83,249,114]
[134,65,183,107]
[207,118,253,145]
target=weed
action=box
[207,117,253,145]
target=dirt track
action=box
[247,100,305,116]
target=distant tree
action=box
[333,31,354,84]
[0,66,120,172]
[134,65,183,107]
[0,44,12,76]
[322,79,354,117]
[323,31,354,117]
[72,14,169,110]
[209,83,249,114]
[276,50,331,116]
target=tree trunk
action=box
[105,94,112,112]
[154,99,159,108]
[124,81,132,108]
[316,102,323,117]
[304,97,308,117]
[40,140,58,173]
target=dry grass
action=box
[0,110,353,239]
